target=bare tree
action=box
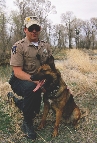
[90,18,97,49]
[73,18,83,48]
[61,11,76,48]
[0,13,12,63]
[81,20,97,49]
[0,0,5,9]
[55,24,67,48]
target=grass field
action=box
[0,49,97,143]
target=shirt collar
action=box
[25,37,40,47]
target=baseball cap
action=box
[24,16,40,28]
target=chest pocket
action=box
[24,56,36,72]
[23,48,40,73]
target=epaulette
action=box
[20,38,25,43]
[15,39,25,45]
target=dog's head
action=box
[32,64,58,91]
[32,55,55,81]
[45,55,56,70]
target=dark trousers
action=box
[9,75,41,123]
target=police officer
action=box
[9,16,52,140]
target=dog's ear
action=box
[46,55,55,70]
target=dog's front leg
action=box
[38,101,50,130]
[52,109,62,137]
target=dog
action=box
[32,55,81,137]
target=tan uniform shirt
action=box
[10,37,52,75]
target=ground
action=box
[0,49,97,143]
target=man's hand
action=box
[33,80,45,92]
[33,81,40,85]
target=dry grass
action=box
[0,49,97,143]
[56,49,97,94]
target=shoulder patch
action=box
[12,46,17,54]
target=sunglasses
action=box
[28,24,40,32]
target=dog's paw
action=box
[52,126,59,137]
[52,130,58,137]
[38,121,46,130]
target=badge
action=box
[43,48,47,54]
[12,46,17,54]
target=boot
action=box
[7,92,23,111]
[7,92,19,103]
[21,120,37,140]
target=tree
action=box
[73,18,83,48]
[0,13,13,64]
[0,0,5,10]
[61,11,76,48]
[90,18,97,49]
[81,20,97,49]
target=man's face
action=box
[24,24,41,42]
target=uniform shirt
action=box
[10,37,52,75]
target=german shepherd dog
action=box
[32,55,81,137]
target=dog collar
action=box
[48,85,60,99]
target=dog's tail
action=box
[80,108,89,118]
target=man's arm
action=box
[12,66,39,84]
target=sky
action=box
[49,0,97,24]
[5,0,97,24]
